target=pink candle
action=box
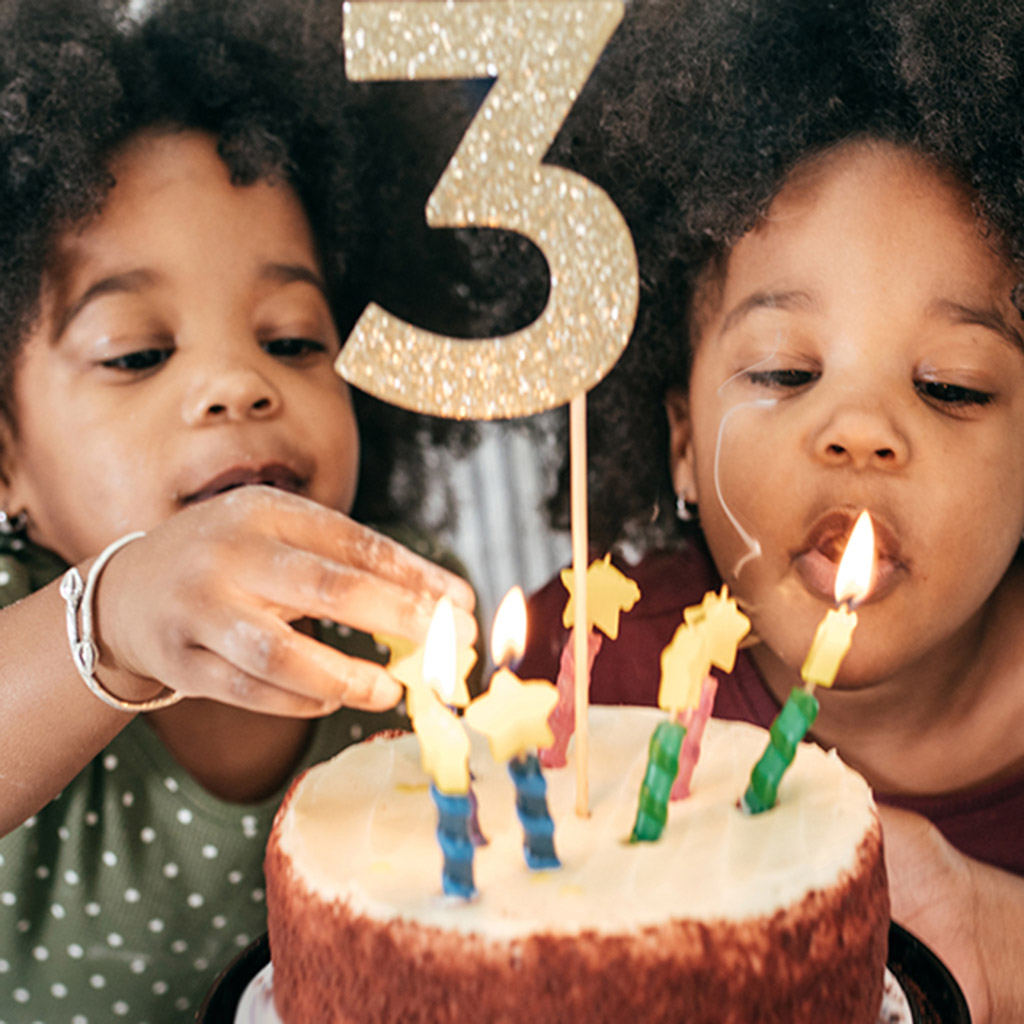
[670,675,719,801]
[542,555,640,769]
[541,629,603,769]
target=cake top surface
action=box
[273,707,878,937]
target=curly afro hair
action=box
[542,0,1024,551]
[0,0,482,532]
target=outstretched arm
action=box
[0,486,475,835]
[879,804,1024,1024]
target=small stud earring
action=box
[0,509,27,536]
[675,494,699,524]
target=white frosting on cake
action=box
[274,707,877,937]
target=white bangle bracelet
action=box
[60,531,183,713]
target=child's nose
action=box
[182,364,283,426]
[811,403,910,470]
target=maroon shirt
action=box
[518,541,1024,876]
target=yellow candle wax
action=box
[800,605,857,690]
[464,667,559,764]
[659,587,750,714]
[658,624,706,714]
[412,692,471,795]
[800,510,875,690]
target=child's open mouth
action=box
[794,509,904,604]
[181,464,306,505]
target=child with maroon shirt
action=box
[519,1,1024,1019]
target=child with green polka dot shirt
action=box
[0,0,477,1019]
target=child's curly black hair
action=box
[543,0,1024,551]
[0,0,481,533]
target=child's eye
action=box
[745,368,818,389]
[101,348,172,372]
[263,337,328,359]
[915,380,994,408]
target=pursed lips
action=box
[793,508,905,604]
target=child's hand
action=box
[879,804,1003,1024]
[94,486,476,717]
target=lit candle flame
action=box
[834,510,875,606]
[491,586,527,667]
[423,596,458,705]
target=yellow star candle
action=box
[542,556,641,771]
[668,587,750,801]
[465,587,561,869]
[800,512,875,691]
[743,511,876,815]
[631,588,750,842]
[412,598,476,898]
[376,612,477,720]
[560,555,642,640]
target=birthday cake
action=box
[264,706,888,1023]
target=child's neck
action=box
[145,700,313,803]
[753,564,1024,797]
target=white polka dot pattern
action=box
[0,614,410,1021]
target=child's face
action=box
[670,141,1024,686]
[1,129,359,565]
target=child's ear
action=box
[665,386,699,505]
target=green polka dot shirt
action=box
[0,527,469,1024]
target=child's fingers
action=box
[223,487,475,612]
[174,648,329,718]
[236,542,478,649]
[170,611,403,713]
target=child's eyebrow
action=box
[720,289,817,335]
[55,262,329,340]
[57,268,156,339]
[259,262,329,298]
[928,298,1024,353]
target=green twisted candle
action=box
[742,687,819,814]
[630,719,686,842]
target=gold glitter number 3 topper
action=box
[338,0,639,420]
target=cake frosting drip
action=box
[266,707,889,1024]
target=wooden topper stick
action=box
[570,392,590,817]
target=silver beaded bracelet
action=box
[60,531,183,713]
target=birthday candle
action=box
[671,675,719,801]
[629,718,686,842]
[631,587,749,838]
[742,512,875,815]
[546,556,640,765]
[413,692,476,897]
[430,784,477,900]
[508,753,560,869]
[411,600,477,898]
[541,628,603,769]
[465,588,562,870]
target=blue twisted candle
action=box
[508,753,560,869]
[430,784,477,898]
[630,719,686,842]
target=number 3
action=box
[338,0,639,420]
